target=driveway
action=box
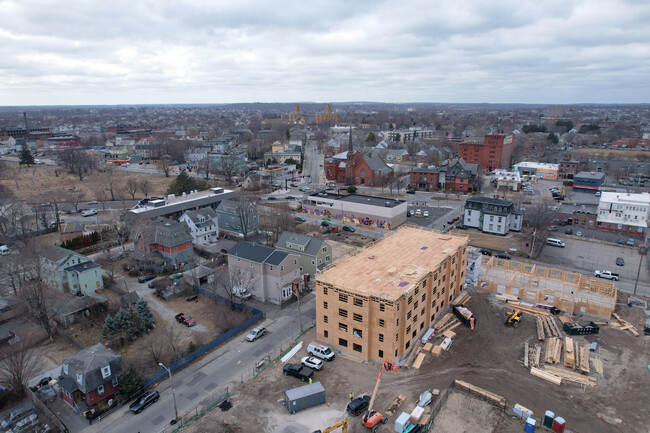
[140,289,209,332]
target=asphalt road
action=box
[303,140,324,184]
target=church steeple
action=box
[348,126,353,153]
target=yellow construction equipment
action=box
[505,309,522,328]
[313,418,348,433]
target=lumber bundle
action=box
[545,337,562,364]
[495,293,519,302]
[524,342,529,367]
[530,367,562,385]
[592,357,604,375]
[579,345,590,374]
[542,316,553,338]
[536,316,545,341]
[508,301,551,316]
[558,315,572,324]
[423,342,433,353]
[438,319,461,334]
[564,337,575,369]
[545,366,597,386]
[433,313,454,331]
[413,353,426,370]
[404,342,424,368]
[548,316,562,337]
[454,380,506,407]
[385,394,406,416]
[452,291,470,305]
[611,313,640,337]
[442,329,456,339]
[431,345,442,358]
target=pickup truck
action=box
[593,270,619,281]
[282,363,314,382]
[175,313,196,327]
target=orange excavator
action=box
[361,361,400,431]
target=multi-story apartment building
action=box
[315,227,468,362]
[463,197,523,235]
[179,208,219,245]
[459,133,514,171]
[276,232,332,278]
[597,192,650,237]
[409,168,439,192]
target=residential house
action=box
[227,242,301,305]
[463,197,523,235]
[131,218,194,273]
[443,158,478,193]
[275,232,332,278]
[216,200,260,238]
[39,246,104,295]
[59,344,122,415]
[409,167,440,191]
[180,208,219,245]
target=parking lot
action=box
[406,205,458,229]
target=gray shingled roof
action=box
[183,208,218,225]
[365,156,393,175]
[64,261,101,273]
[62,343,122,394]
[466,197,514,206]
[228,241,276,263]
[265,250,289,266]
[40,245,77,265]
[134,218,193,248]
[277,232,327,257]
[217,199,255,215]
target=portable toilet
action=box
[395,411,411,432]
[284,382,326,414]
[552,416,566,433]
[525,417,536,433]
[544,411,555,428]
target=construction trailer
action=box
[478,257,617,319]
[285,382,326,414]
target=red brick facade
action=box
[459,134,514,171]
[325,151,394,186]
[410,169,439,191]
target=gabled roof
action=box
[63,343,122,394]
[182,208,218,225]
[40,245,80,265]
[228,241,276,263]
[134,218,193,248]
[365,156,393,175]
[265,250,289,266]
[217,199,255,215]
[277,232,328,257]
[64,261,101,273]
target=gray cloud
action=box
[0,0,648,105]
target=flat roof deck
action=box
[317,227,468,302]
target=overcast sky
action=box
[1,0,649,106]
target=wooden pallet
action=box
[385,394,406,416]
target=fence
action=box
[143,288,264,388]
[26,388,69,433]
[155,386,230,433]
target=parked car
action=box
[617,238,626,245]
[175,313,196,327]
[423,211,429,217]
[342,226,355,232]
[406,190,416,194]
[246,326,266,342]
[282,363,314,381]
[301,356,323,371]
[452,216,460,222]
[267,196,277,201]
[495,252,511,260]
[81,209,98,217]
[616,257,625,266]
[290,183,298,187]
[593,270,619,280]
[295,216,307,222]
[456,225,468,230]
[1,406,36,429]
[129,390,160,414]
[415,209,422,216]
[320,221,330,227]
[29,377,52,392]
[626,239,635,246]
[138,274,156,283]
[87,200,99,205]
[347,395,371,416]
[565,228,573,235]
[548,225,558,232]
[575,231,583,237]
[220,248,228,254]
[479,248,492,256]
[522,200,532,204]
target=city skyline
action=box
[1,0,649,106]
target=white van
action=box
[307,342,335,361]
[0,245,9,255]
[546,238,565,248]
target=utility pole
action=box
[293,281,303,332]
[633,245,648,296]
[159,362,179,425]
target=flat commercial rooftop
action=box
[308,192,406,208]
[317,227,468,302]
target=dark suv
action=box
[138,274,156,283]
[347,395,370,416]
[129,390,159,414]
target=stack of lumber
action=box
[452,291,470,305]
[454,380,506,407]
[536,316,545,341]
[433,313,454,332]
[545,337,562,364]
[578,346,590,374]
[495,293,519,302]
[442,329,456,339]
[524,343,542,369]
[558,315,572,324]
[592,357,604,375]
[405,342,424,368]
[541,316,561,337]
[412,353,426,370]
[438,319,461,334]
[423,342,433,353]
[612,313,640,337]
[507,301,551,316]
[530,367,562,385]
[524,342,529,367]
[385,394,406,416]
[545,366,597,386]
[431,345,442,358]
[564,337,575,369]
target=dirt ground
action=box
[183,290,648,433]
[162,293,251,336]
[450,227,532,257]
[0,161,173,203]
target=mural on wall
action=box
[302,207,392,230]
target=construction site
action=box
[478,256,618,319]
[183,287,647,433]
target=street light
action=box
[158,362,179,425]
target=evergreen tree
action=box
[102,315,116,339]
[19,145,34,165]
[365,132,376,142]
[119,363,145,397]
[113,308,138,340]
[135,300,155,330]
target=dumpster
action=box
[285,382,326,414]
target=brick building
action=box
[324,150,393,186]
[442,159,479,192]
[459,133,514,171]
[409,168,439,191]
[558,157,580,180]
[315,227,468,362]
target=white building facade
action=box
[464,197,523,235]
[179,208,219,245]
[596,192,650,238]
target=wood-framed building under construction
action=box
[478,256,617,319]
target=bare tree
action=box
[100,167,118,201]
[214,155,242,185]
[21,280,60,340]
[0,338,43,396]
[139,179,151,197]
[92,185,109,211]
[158,155,172,177]
[524,199,555,257]
[199,156,212,180]
[126,177,139,200]
[232,194,258,241]
[59,149,95,181]
[213,268,256,310]
[71,189,86,213]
